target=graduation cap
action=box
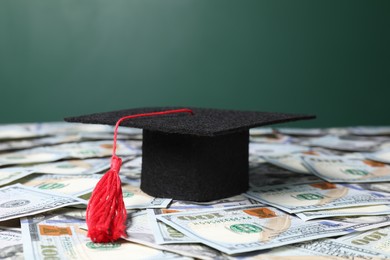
[65,107,314,242]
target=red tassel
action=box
[86,155,127,242]
[85,108,193,243]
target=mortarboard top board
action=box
[65,107,315,201]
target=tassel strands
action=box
[86,155,126,242]
[85,108,194,243]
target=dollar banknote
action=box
[262,153,310,174]
[249,143,309,156]
[341,135,390,145]
[365,149,390,164]
[0,135,81,152]
[170,194,259,208]
[49,140,140,159]
[0,158,112,188]
[348,126,390,136]
[0,124,47,140]
[77,132,140,141]
[18,174,102,196]
[249,163,321,188]
[0,227,23,260]
[276,128,327,136]
[296,204,390,221]
[124,210,225,260]
[246,182,390,213]
[21,211,187,260]
[336,226,390,257]
[149,195,258,244]
[358,183,390,194]
[121,184,172,209]
[0,167,35,186]
[79,183,172,210]
[304,135,379,152]
[262,151,328,174]
[0,148,68,166]
[122,156,142,168]
[156,205,390,255]
[302,155,390,183]
[249,162,294,176]
[250,133,291,144]
[249,128,274,136]
[33,122,115,135]
[228,238,388,259]
[35,122,142,136]
[274,238,389,259]
[119,156,142,179]
[0,184,86,221]
[0,141,140,167]
[31,158,112,175]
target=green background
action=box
[1,0,389,127]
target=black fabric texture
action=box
[140,129,249,201]
[65,107,315,136]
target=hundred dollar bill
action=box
[249,143,309,156]
[332,215,390,232]
[245,182,390,213]
[79,183,172,210]
[358,183,390,194]
[249,163,321,188]
[19,174,102,196]
[304,135,379,152]
[349,127,390,136]
[262,153,310,174]
[281,238,388,259]
[37,122,142,136]
[156,205,390,255]
[0,135,81,152]
[302,155,390,183]
[49,140,140,159]
[121,184,171,209]
[250,162,294,176]
[262,151,327,174]
[77,132,139,141]
[228,238,388,259]
[35,122,117,135]
[0,227,23,260]
[31,158,112,175]
[0,140,139,167]
[0,158,112,188]
[296,204,390,221]
[365,149,390,164]
[119,157,142,179]
[250,134,291,144]
[0,167,35,186]
[276,128,327,136]
[170,195,259,208]
[0,184,86,222]
[292,239,389,259]
[341,135,390,145]
[0,148,68,166]
[149,195,258,244]
[249,128,274,136]
[21,211,186,260]
[124,210,225,260]
[336,226,390,257]
[0,124,47,140]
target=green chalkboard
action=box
[0,0,389,127]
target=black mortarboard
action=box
[65,107,315,201]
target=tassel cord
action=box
[86,108,193,243]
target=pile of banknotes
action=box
[1,123,390,259]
